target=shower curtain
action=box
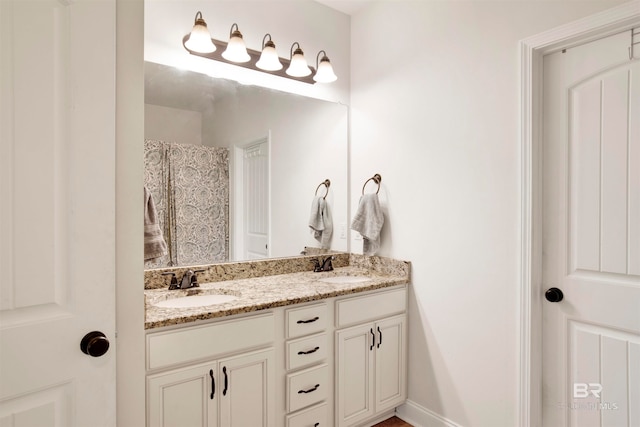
[144,140,229,268]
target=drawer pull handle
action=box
[297,316,319,324]
[298,346,320,355]
[223,366,228,396]
[298,384,320,394]
[209,369,215,399]
[370,328,375,351]
[377,326,382,348]
[314,424,320,427]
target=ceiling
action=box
[315,0,372,16]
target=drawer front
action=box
[286,402,327,427]
[286,333,327,371]
[287,364,329,413]
[147,312,274,370]
[336,287,407,328]
[286,303,328,338]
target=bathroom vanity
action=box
[144,254,410,427]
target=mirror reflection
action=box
[144,61,348,268]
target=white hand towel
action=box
[144,186,168,261]
[351,193,384,255]
[309,196,333,249]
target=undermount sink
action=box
[318,276,372,284]
[154,293,239,309]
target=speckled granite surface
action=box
[145,255,410,329]
[144,252,350,290]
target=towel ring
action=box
[315,179,331,199]
[362,174,382,195]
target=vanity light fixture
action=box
[313,50,337,83]
[255,34,283,71]
[286,42,312,77]
[184,12,216,53]
[221,23,251,63]
[182,11,337,85]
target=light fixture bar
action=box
[182,35,317,84]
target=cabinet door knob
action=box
[80,331,110,357]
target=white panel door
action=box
[542,30,640,427]
[0,0,116,425]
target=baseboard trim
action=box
[396,400,463,427]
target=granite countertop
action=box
[145,262,410,330]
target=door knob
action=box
[80,331,110,357]
[545,287,564,303]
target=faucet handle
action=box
[190,269,206,287]
[312,259,323,272]
[161,272,179,290]
[321,256,334,272]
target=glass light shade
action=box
[313,58,337,83]
[256,42,283,71]
[184,21,216,53]
[286,49,311,77]
[222,31,251,63]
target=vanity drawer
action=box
[147,313,274,370]
[286,303,328,338]
[286,402,328,427]
[287,364,329,413]
[286,333,327,371]
[336,287,407,328]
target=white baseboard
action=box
[396,400,463,427]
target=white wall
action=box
[350,1,626,426]
[144,0,350,104]
[145,104,203,145]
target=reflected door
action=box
[243,139,270,260]
[542,30,640,427]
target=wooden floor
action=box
[372,416,413,427]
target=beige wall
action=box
[145,104,203,145]
[350,1,626,426]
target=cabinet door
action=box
[375,315,407,413]
[218,348,275,427]
[147,362,218,427]
[336,323,375,427]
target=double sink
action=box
[153,275,372,309]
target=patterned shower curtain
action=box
[144,140,229,268]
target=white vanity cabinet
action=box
[146,313,276,427]
[335,288,407,427]
[145,284,409,427]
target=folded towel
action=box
[144,186,168,261]
[309,196,333,249]
[351,193,384,255]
